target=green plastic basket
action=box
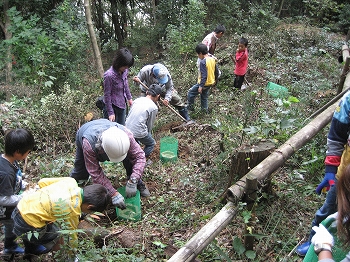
[266,82,289,98]
[115,186,141,221]
[160,136,178,163]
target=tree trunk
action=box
[0,0,13,83]
[84,0,104,78]
[277,0,285,18]
[228,141,276,188]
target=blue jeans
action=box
[103,104,126,125]
[187,84,210,111]
[308,182,338,241]
[2,218,18,248]
[12,207,59,251]
[136,133,155,158]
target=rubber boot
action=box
[178,108,190,121]
[3,237,24,255]
[23,240,48,255]
[295,241,311,257]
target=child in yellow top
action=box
[187,43,219,113]
[12,177,110,258]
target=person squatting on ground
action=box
[0,128,35,256]
[12,177,110,259]
[70,119,150,211]
[103,48,134,125]
[230,37,249,90]
[296,90,350,256]
[307,164,350,262]
[187,43,219,113]
[133,63,191,121]
[125,84,162,164]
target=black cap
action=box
[147,84,163,96]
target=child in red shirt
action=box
[230,37,249,90]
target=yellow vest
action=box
[197,57,216,86]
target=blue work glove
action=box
[316,172,336,195]
[112,193,126,209]
[125,178,137,198]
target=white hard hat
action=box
[101,126,130,163]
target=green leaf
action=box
[232,237,245,255]
[243,126,259,134]
[200,214,211,220]
[242,210,252,223]
[158,197,165,203]
[27,231,32,241]
[44,81,54,87]
[245,250,256,259]
[288,96,300,103]
[152,241,167,248]
[280,117,296,129]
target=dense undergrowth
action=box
[0,22,348,261]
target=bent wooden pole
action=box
[168,98,340,262]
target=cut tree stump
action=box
[228,141,276,190]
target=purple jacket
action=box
[103,66,132,116]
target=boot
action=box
[3,237,24,255]
[178,108,190,121]
[295,241,311,257]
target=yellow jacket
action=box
[17,177,82,247]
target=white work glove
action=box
[311,224,334,247]
[112,193,126,209]
[326,212,338,221]
[125,179,137,198]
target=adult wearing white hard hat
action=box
[70,119,149,210]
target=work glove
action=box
[112,193,126,209]
[315,172,335,195]
[325,212,338,221]
[311,224,334,247]
[125,179,137,198]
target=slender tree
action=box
[0,0,12,82]
[84,0,104,78]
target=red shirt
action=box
[234,49,248,76]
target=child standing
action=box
[0,128,35,256]
[187,43,219,113]
[230,37,249,90]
